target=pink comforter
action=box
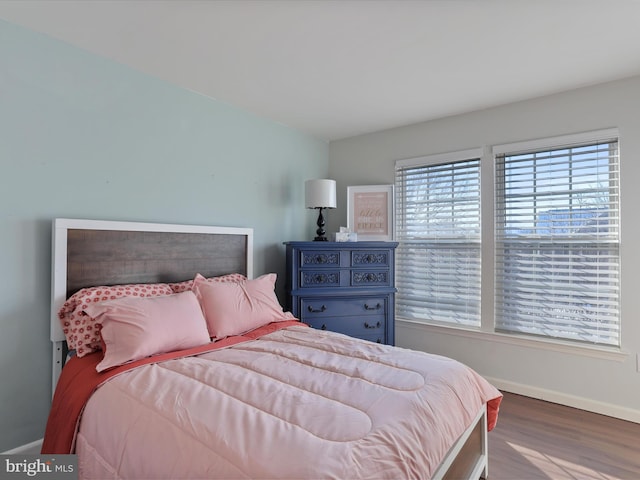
[68,325,501,479]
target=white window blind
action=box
[395,151,481,327]
[495,134,620,346]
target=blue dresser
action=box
[285,241,398,345]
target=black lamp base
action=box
[313,207,328,241]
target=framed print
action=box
[347,185,394,241]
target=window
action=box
[395,149,482,327]
[494,131,620,346]
[394,130,621,349]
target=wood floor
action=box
[487,392,640,479]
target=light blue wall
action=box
[0,19,328,451]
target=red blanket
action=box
[41,320,302,454]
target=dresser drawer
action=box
[351,270,391,287]
[351,249,392,268]
[300,297,386,319]
[299,270,345,288]
[300,250,342,267]
[305,315,386,340]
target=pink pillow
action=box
[169,273,247,293]
[193,273,296,338]
[58,283,174,357]
[84,291,210,372]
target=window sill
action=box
[396,318,628,362]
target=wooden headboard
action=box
[50,218,253,395]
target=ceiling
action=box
[2,0,640,141]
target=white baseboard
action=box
[2,438,43,455]
[488,376,640,424]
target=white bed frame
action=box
[432,406,489,479]
[49,217,489,480]
[50,218,253,396]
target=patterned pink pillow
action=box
[168,273,247,293]
[58,283,174,357]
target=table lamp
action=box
[305,179,337,241]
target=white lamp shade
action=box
[305,179,337,209]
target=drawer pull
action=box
[307,305,327,313]
[364,321,381,329]
[364,303,381,311]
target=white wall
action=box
[329,75,640,421]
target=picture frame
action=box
[347,185,395,241]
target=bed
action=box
[43,218,502,480]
